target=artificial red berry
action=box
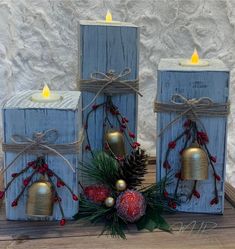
[129,132,136,139]
[28,161,35,167]
[23,178,30,187]
[57,180,65,188]
[54,196,62,203]
[92,104,98,110]
[60,218,66,226]
[72,194,79,201]
[131,143,138,149]
[175,172,181,179]
[85,145,91,151]
[214,174,221,181]
[47,170,54,177]
[179,149,184,155]
[192,190,200,199]
[210,197,219,205]
[183,119,192,128]
[104,142,109,150]
[43,163,48,169]
[197,131,209,144]
[0,191,5,199]
[168,200,177,209]
[163,161,171,169]
[163,190,168,198]
[121,117,129,123]
[11,200,18,207]
[121,124,126,129]
[210,156,217,163]
[11,173,18,178]
[168,141,176,149]
[116,156,124,161]
[38,167,46,174]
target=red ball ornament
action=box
[84,185,110,204]
[115,190,146,223]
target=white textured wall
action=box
[0,0,235,186]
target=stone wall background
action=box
[0,0,235,185]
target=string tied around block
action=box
[2,128,85,174]
[79,68,143,111]
[154,93,230,137]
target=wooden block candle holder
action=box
[155,59,230,214]
[2,91,82,220]
[78,20,140,164]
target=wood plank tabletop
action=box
[1,159,235,249]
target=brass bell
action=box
[26,178,53,217]
[105,130,126,157]
[181,143,208,180]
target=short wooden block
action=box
[79,21,139,164]
[156,59,230,214]
[3,91,82,220]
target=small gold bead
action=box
[104,197,115,207]
[115,179,127,191]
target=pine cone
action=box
[118,148,148,189]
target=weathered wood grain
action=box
[0,159,235,249]
[79,22,139,170]
[2,91,82,220]
[156,59,230,214]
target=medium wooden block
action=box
[3,91,82,220]
[79,21,139,164]
[156,59,230,214]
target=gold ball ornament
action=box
[115,179,127,191]
[104,197,115,207]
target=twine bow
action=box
[154,94,230,136]
[2,129,85,174]
[79,68,142,111]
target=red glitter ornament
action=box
[84,185,110,204]
[115,190,146,223]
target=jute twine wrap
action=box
[154,94,230,136]
[79,68,142,111]
[2,129,84,173]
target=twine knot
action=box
[154,94,230,136]
[2,129,84,174]
[79,68,142,111]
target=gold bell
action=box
[26,178,53,217]
[105,130,126,157]
[181,143,208,180]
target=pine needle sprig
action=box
[80,152,120,190]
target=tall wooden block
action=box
[3,91,82,220]
[79,21,139,163]
[156,59,230,214]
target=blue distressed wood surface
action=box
[156,59,230,214]
[79,22,139,167]
[3,91,82,220]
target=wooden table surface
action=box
[1,160,235,249]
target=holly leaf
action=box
[136,206,171,233]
